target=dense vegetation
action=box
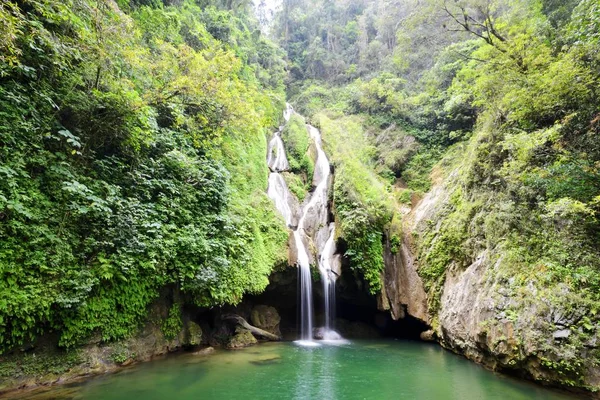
[0,0,289,352]
[2,0,600,390]
[274,0,600,385]
[273,0,600,301]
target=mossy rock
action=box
[226,330,257,349]
[185,321,203,347]
[250,305,281,337]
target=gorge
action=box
[1,0,600,399]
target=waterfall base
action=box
[313,327,342,340]
[294,340,321,347]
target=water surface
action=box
[20,340,577,400]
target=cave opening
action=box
[247,262,430,341]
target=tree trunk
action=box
[222,314,281,341]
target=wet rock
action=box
[313,327,342,340]
[553,329,571,340]
[420,330,435,342]
[192,346,214,356]
[288,232,298,266]
[184,321,203,346]
[313,327,325,340]
[120,358,134,366]
[330,254,342,278]
[226,330,257,349]
[250,305,281,337]
[301,202,328,242]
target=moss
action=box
[109,345,136,364]
[282,171,308,202]
[315,112,397,293]
[186,322,203,346]
[282,114,314,180]
[0,349,83,384]
[226,330,257,349]
[395,189,413,205]
[401,147,443,192]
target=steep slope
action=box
[0,0,287,354]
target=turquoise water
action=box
[20,340,577,399]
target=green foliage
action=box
[0,0,287,353]
[400,148,444,192]
[389,234,401,254]
[282,114,314,180]
[282,172,308,202]
[161,303,183,340]
[316,113,396,293]
[419,188,473,292]
[110,346,136,364]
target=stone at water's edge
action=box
[313,327,342,340]
[438,252,600,392]
[251,305,282,338]
[185,321,203,346]
[377,177,440,325]
[420,330,435,342]
[226,330,258,349]
[379,237,429,324]
[192,346,215,356]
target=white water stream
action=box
[266,104,342,344]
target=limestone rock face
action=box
[250,305,282,337]
[386,172,600,395]
[377,177,455,326]
[379,238,429,324]
[437,253,600,392]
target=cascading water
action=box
[266,103,343,344]
[319,224,340,339]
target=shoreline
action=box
[1,339,595,400]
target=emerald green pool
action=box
[20,340,577,399]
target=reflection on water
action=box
[17,341,578,400]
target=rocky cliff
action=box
[378,161,600,396]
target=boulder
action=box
[184,321,203,346]
[226,330,258,349]
[379,234,429,324]
[553,329,571,340]
[313,327,342,340]
[192,346,214,356]
[420,330,435,342]
[250,305,281,337]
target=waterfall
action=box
[267,103,342,344]
[320,224,337,335]
[267,131,289,172]
[294,230,314,342]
